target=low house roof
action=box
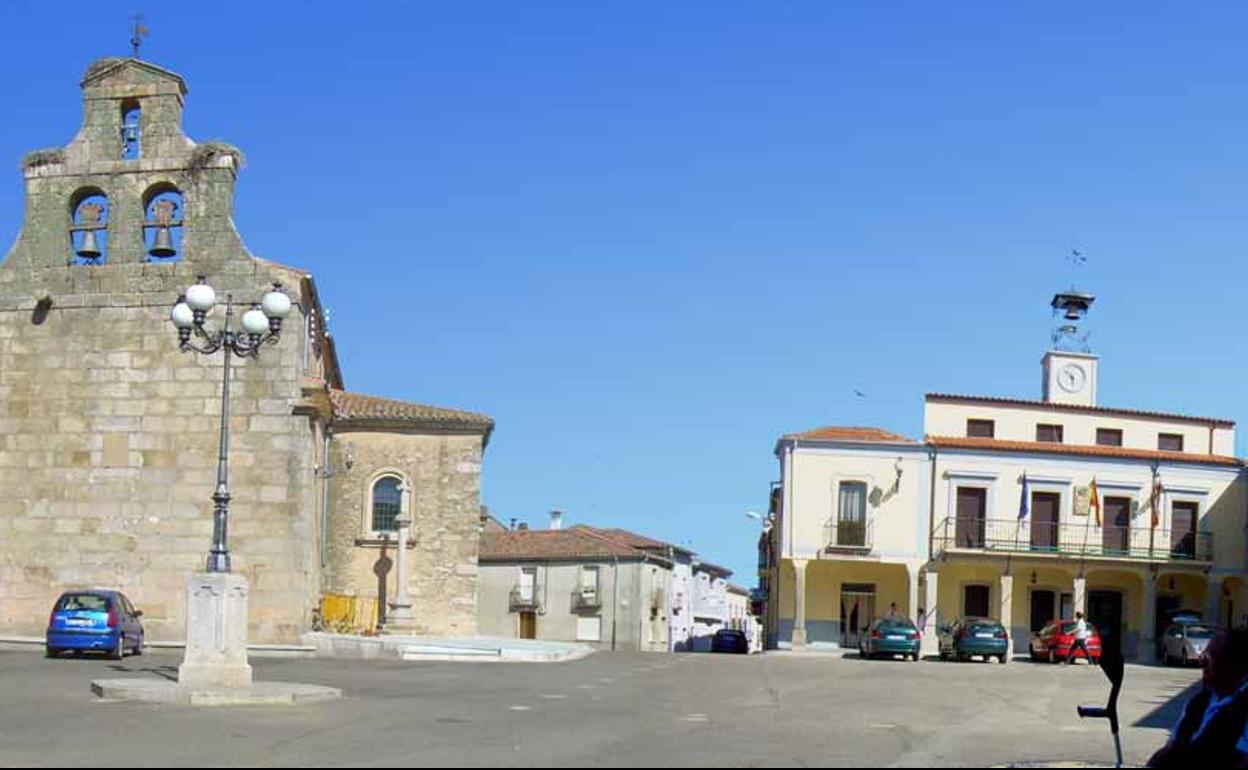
[330,389,494,441]
[480,528,656,563]
[783,426,918,444]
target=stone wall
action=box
[327,429,483,637]
[0,59,323,644]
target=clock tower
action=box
[1042,291,1098,407]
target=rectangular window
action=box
[1036,424,1064,443]
[1096,428,1123,447]
[576,616,602,642]
[837,481,868,547]
[519,567,536,602]
[967,419,995,438]
[580,566,600,593]
[1159,433,1184,452]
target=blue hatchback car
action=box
[46,590,145,659]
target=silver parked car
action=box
[1161,623,1214,667]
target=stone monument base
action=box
[177,572,253,689]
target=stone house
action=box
[478,522,675,652]
[0,57,492,644]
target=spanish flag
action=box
[1090,478,1102,527]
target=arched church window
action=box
[371,476,404,534]
[144,186,184,261]
[69,190,109,266]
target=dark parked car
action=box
[1029,619,1102,664]
[710,629,749,654]
[859,617,921,661]
[46,590,145,659]
[938,617,1009,663]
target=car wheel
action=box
[1181,650,1189,667]
[44,647,58,659]
[1048,649,1056,665]
[132,633,144,657]
[110,635,125,661]
[999,655,1008,665]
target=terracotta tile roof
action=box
[928,435,1243,468]
[926,393,1235,428]
[786,426,918,444]
[479,528,653,562]
[727,583,752,596]
[330,389,494,435]
[695,560,734,578]
[588,527,695,557]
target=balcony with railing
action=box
[822,519,874,555]
[509,586,540,612]
[932,517,1213,564]
[572,587,603,612]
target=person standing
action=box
[1149,627,1248,767]
[1067,612,1093,666]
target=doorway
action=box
[1030,590,1057,634]
[1102,497,1131,555]
[956,487,987,548]
[518,611,537,640]
[1031,492,1061,552]
[965,584,991,619]
[1088,590,1124,656]
[840,584,876,648]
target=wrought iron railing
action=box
[509,586,540,612]
[572,588,602,611]
[932,517,1213,563]
[822,519,874,552]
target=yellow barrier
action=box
[318,594,380,635]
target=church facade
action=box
[0,58,492,643]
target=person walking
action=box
[1067,612,1093,666]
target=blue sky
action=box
[3,2,1248,581]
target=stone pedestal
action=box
[177,572,253,689]
[383,513,418,635]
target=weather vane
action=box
[130,13,149,59]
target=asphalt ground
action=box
[0,647,1199,767]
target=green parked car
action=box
[938,617,1010,664]
[859,617,922,661]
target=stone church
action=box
[0,58,493,643]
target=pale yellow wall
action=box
[776,558,914,642]
[931,448,1245,573]
[925,401,1233,457]
[781,443,930,563]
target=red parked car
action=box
[1029,619,1103,664]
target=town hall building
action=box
[763,289,1248,662]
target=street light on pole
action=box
[170,275,292,573]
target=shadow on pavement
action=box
[1133,680,1200,730]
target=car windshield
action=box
[1185,626,1214,639]
[56,594,109,612]
[880,618,916,630]
[966,618,1000,630]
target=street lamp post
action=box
[170,276,293,573]
[168,276,292,691]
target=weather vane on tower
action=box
[130,13,149,59]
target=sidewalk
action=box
[302,632,595,663]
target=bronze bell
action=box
[149,226,176,258]
[76,229,101,259]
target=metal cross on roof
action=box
[130,13,149,59]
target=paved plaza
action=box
[0,648,1199,767]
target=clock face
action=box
[1057,364,1087,394]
